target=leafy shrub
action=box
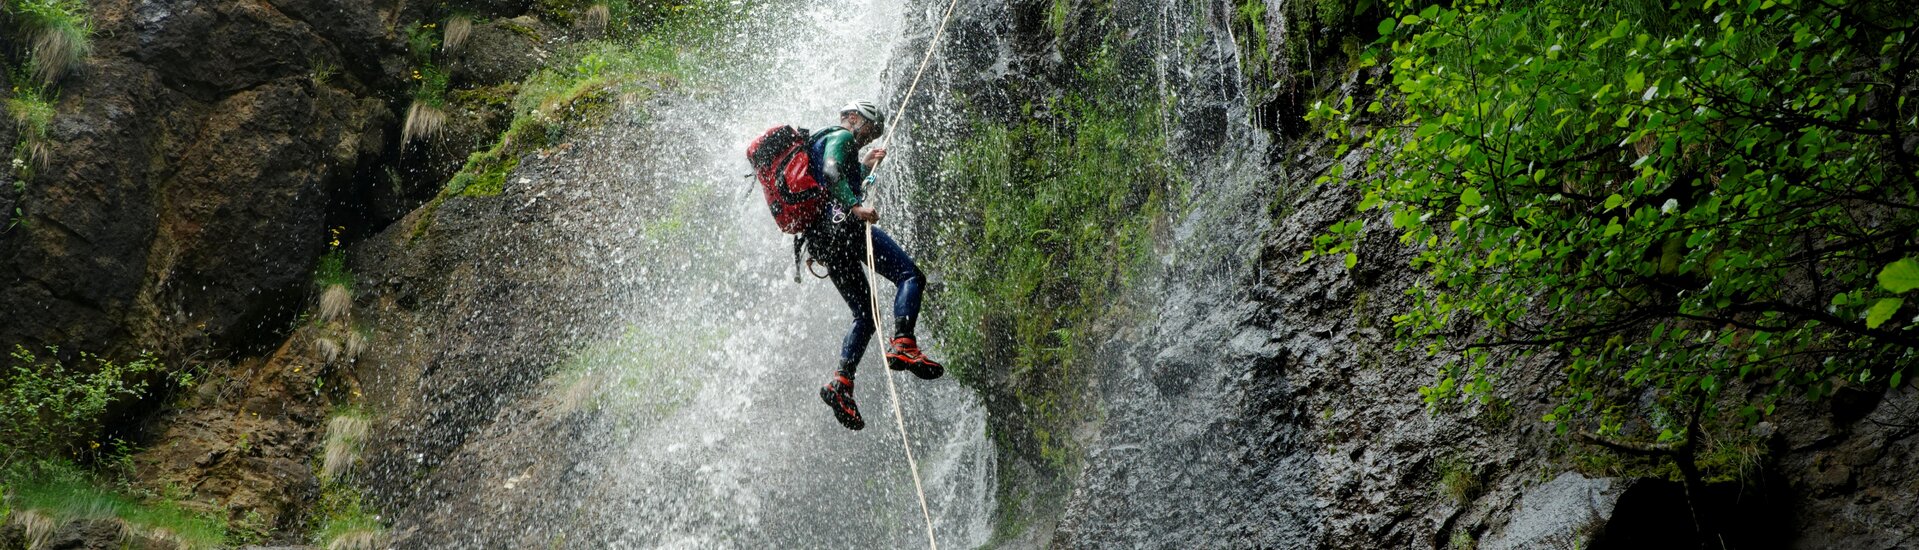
[1308,0,1917,454]
[0,345,161,464]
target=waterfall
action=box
[402,1,996,547]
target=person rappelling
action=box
[746,101,945,431]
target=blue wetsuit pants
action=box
[804,217,923,375]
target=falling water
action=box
[410,0,996,547]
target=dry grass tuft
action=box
[343,330,369,361]
[28,21,89,87]
[326,530,386,550]
[22,139,50,168]
[318,284,352,324]
[401,101,447,150]
[120,521,193,550]
[442,15,473,54]
[581,4,611,36]
[14,509,57,550]
[314,337,342,364]
[321,414,370,482]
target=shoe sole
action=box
[886,354,945,380]
[820,386,865,430]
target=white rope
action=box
[861,0,963,548]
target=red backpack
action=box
[746,125,827,233]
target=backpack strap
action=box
[792,233,806,284]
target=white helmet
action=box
[841,100,886,133]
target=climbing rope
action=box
[864,0,964,548]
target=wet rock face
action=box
[449,17,554,87]
[1481,472,1625,549]
[899,0,1919,548]
[0,0,399,356]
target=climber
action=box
[808,100,944,431]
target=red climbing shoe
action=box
[885,337,945,380]
[820,374,865,430]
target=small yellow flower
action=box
[90,441,100,449]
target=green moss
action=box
[449,82,520,109]
[439,38,687,200]
[499,19,542,41]
[407,194,445,243]
[454,154,518,197]
[1232,0,1271,78]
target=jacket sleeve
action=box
[816,130,864,208]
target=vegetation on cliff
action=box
[928,43,1181,541]
[1308,0,1917,530]
[0,348,234,549]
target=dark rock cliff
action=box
[0,0,403,358]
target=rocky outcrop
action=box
[0,0,402,358]
[349,120,658,547]
[448,16,555,87]
[129,326,347,537]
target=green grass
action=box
[314,250,353,290]
[1435,456,1480,505]
[7,82,57,168]
[3,460,228,550]
[309,480,384,549]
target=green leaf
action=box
[1344,252,1358,269]
[1879,258,1919,293]
[1865,298,1903,329]
[1378,17,1396,36]
[1604,194,1624,210]
[1461,187,1482,207]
